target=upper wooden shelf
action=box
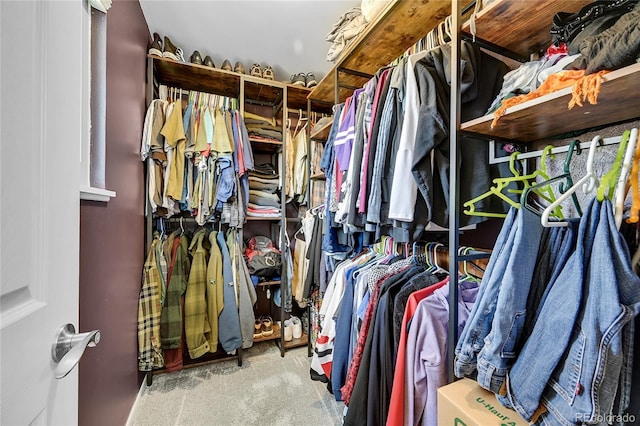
[310,121,332,141]
[151,55,241,98]
[150,56,319,112]
[307,0,594,105]
[461,63,640,142]
[461,0,592,58]
[308,0,451,104]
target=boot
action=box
[148,33,162,57]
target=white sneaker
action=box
[284,319,293,342]
[291,316,303,339]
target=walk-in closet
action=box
[2,0,639,425]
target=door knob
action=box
[51,323,100,379]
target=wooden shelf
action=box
[287,84,312,111]
[151,55,241,98]
[253,323,281,343]
[461,0,592,58]
[249,137,283,153]
[283,333,309,349]
[310,121,332,141]
[256,280,281,287]
[308,0,451,104]
[150,56,318,112]
[461,63,640,142]
[246,216,283,221]
[244,78,284,107]
[310,172,326,181]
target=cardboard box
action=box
[438,378,529,426]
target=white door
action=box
[1,1,87,424]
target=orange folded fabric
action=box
[491,69,609,128]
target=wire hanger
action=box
[540,135,604,227]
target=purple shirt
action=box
[334,90,362,172]
[404,280,479,426]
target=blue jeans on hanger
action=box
[474,206,544,394]
[455,207,518,380]
[505,200,640,424]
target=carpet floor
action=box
[129,343,344,426]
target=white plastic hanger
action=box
[614,128,638,228]
[541,135,603,227]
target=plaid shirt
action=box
[160,235,190,349]
[138,234,165,371]
[185,229,210,359]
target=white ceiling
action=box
[139,0,361,83]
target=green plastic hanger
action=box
[521,140,583,218]
[463,147,558,218]
[596,130,630,201]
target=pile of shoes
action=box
[290,73,317,88]
[148,32,282,81]
[148,32,185,62]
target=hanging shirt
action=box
[386,276,448,426]
[162,99,187,201]
[334,95,357,172]
[213,108,234,153]
[388,52,427,222]
[184,229,210,359]
[137,234,165,371]
[205,231,224,352]
[405,281,478,426]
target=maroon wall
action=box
[78,1,148,424]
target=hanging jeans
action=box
[504,200,640,424]
[455,207,518,380]
[472,207,544,393]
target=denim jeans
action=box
[475,207,544,393]
[505,200,640,424]
[215,155,235,210]
[455,207,518,379]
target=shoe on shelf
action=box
[203,55,215,68]
[291,73,306,87]
[284,319,293,342]
[263,66,274,80]
[290,316,302,339]
[306,72,317,88]
[253,319,263,339]
[148,32,163,57]
[234,61,245,74]
[221,59,233,71]
[250,63,263,78]
[162,36,184,62]
[261,316,274,336]
[190,50,203,65]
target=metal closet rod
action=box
[488,134,624,164]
